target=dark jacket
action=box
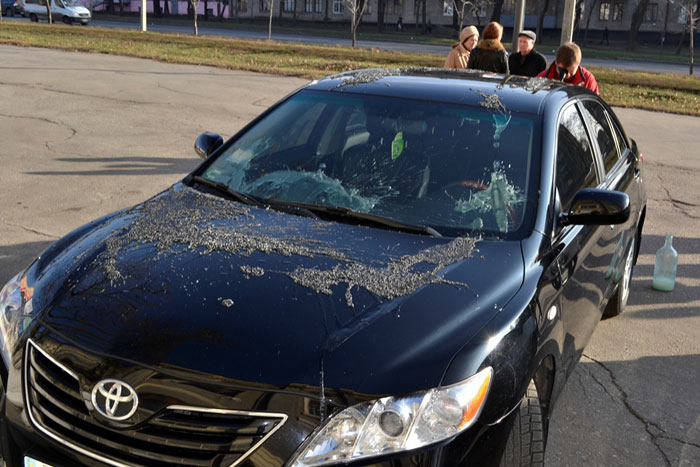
[467,39,509,74]
[508,49,547,77]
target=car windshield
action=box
[62,0,81,6]
[201,89,540,239]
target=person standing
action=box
[508,30,547,77]
[600,26,610,46]
[444,25,479,69]
[537,41,599,94]
[467,22,509,74]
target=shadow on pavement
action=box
[27,156,199,177]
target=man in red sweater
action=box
[537,41,599,95]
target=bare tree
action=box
[452,0,478,30]
[45,0,53,23]
[671,0,699,73]
[627,0,650,49]
[582,0,599,44]
[491,0,505,22]
[190,0,201,34]
[536,0,551,43]
[266,0,275,39]
[346,0,368,47]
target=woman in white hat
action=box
[444,25,479,69]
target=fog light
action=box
[378,410,404,437]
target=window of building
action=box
[260,0,269,12]
[238,0,248,11]
[556,105,598,212]
[643,3,658,21]
[393,0,402,14]
[677,5,687,23]
[283,0,294,12]
[305,0,312,12]
[612,1,623,20]
[599,1,610,20]
[315,0,322,12]
[332,0,343,14]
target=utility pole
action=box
[560,0,576,43]
[512,0,526,52]
[142,0,147,31]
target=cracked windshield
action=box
[203,90,539,238]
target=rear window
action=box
[203,90,540,239]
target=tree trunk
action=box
[377,0,385,32]
[627,0,649,50]
[583,0,598,44]
[154,0,161,17]
[119,0,124,15]
[689,7,694,74]
[324,0,328,23]
[536,0,550,44]
[203,0,208,19]
[268,0,274,39]
[194,7,199,34]
[421,0,426,34]
[293,0,296,25]
[352,5,356,47]
[573,0,584,41]
[491,0,504,22]
[44,0,52,24]
[676,19,687,54]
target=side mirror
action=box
[559,188,630,226]
[194,132,223,160]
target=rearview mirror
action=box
[194,132,223,160]
[560,188,630,226]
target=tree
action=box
[672,0,699,73]
[582,0,599,44]
[627,0,650,49]
[190,0,201,34]
[346,0,368,47]
[536,0,551,43]
[377,0,386,32]
[452,0,480,30]
[44,0,53,23]
[265,0,275,39]
[491,0,505,22]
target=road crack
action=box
[583,353,672,466]
[4,222,60,240]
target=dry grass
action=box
[1,22,699,116]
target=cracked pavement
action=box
[1,45,699,466]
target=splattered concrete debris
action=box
[286,237,477,307]
[521,77,551,93]
[221,299,234,308]
[240,265,265,277]
[473,89,508,114]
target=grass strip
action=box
[1,22,699,116]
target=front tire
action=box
[499,380,545,467]
[62,15,71,24]
[29,12,38,21]
[604,236,636,318]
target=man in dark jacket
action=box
[508,30,547,77]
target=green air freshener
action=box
[391,131,404,160]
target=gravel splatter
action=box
[221,299,234,308]
[521,77,552,93]
[286,237,477,307]
[240,265,265,277]
[473,89,508,113]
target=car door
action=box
[550,102,609,375]
[578,98,638,299]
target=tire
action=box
[62,15,71,24]
[4,7,13,17]
[29,12,38,22]
[499,380,545,467]
[604,236,636,318]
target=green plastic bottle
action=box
[652,235,678,292]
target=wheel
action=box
[499,380,545,467]
[62,15,72,24]
[604,236,636,318]
[29,12,38,22]
[4,7,13,17]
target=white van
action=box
[23,0,91,24]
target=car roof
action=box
[305,67,595,116]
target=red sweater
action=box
[537,63,599,95]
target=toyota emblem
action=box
[91,379,139,421]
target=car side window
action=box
[556,105,598,212]
[580,100,620,173]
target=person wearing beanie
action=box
[444,25,480,69]
[466,22,509,74]
[508,30,547,77]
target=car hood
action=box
[26,184,524,396]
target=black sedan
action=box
[0,68,645,467]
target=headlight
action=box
[290,367,492,466]
[0,272,34,369]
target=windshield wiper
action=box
[267,201,442,237]
[190,176,319,219]
[191,176,266,207]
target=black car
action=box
[0,69,645,467]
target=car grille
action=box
[24,339,287,467]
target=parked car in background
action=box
[1,0,20,16]
[0,68,646,466]
[23,0,90,24]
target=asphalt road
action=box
[2,15,694,75]
[1,45,699,466]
